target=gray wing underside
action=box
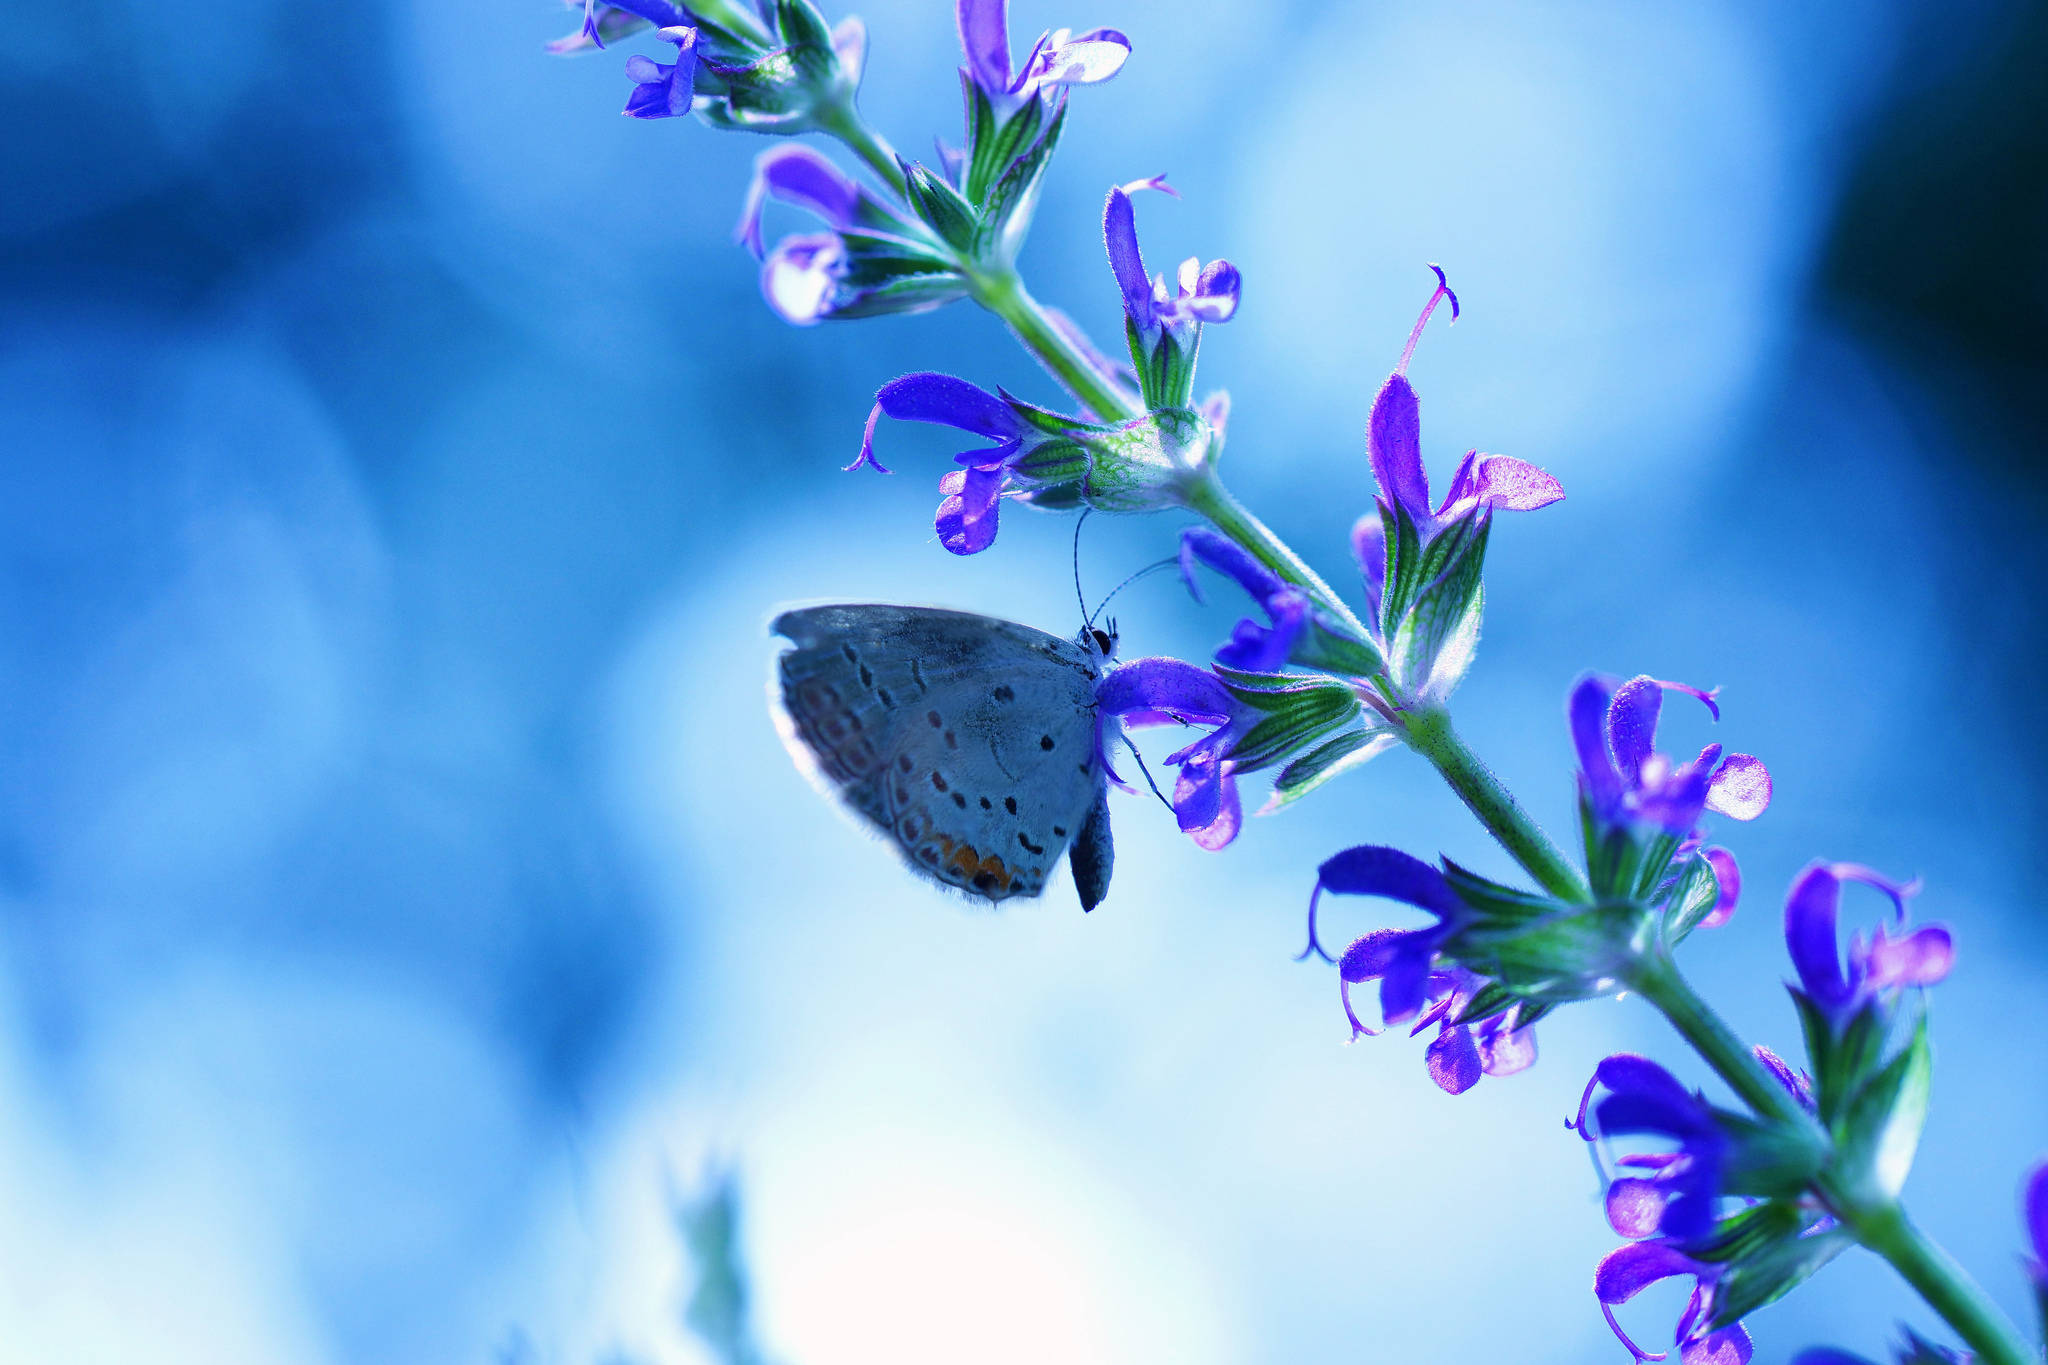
[772,605,1111,907]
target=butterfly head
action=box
[1083,618,1118,663]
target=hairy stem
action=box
[970,269,1142,423]
[819,103,908,201]
[1402,707,1593,903]
[1832,1199,2035,1365]
[1627,951,1815,1127]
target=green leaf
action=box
[1264,728,1393,809]
[1662,854,1722,941]
[1835,1019,1932,1201]
[1441,857,1565,925]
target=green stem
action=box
[971,269,1142,423]
[1403,707,1592,904]
[1832,1199,2036,1365]
[819,103,908,200]
[1626,951,1816,1127]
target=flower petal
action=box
[1607,676,1664,783]
[1862,922,1954,990]
[1173,751,1240,850]
[1595,1240,1698,1305]
[1366,374,1432,526]
[1681,1327,1752,1365]
[1103,187,1151,320]
[1313,846,1461,916]
[759,232,844,326]
[1570,674,1624,814]
[1606,1177,1669,1239]
[1784,863,1850,1008]
[934,464,1006,555]
[1699,847,1740,929]
[1179,526,1284,605]
[1188,260,1241,322]
[1027,28,1130,86]
[1094,656,1234,725]
[1467,454,1564,511]
[1476,1015,1537,1076]
[1704,754,1771,820]
[1337,928,1415,984]
[1350,512,1387,621]
[955,0,1012,91]
[2025,1159,2048,1266]
[735,145,863,257]
[621,26,697,119]
[1425,1023,1483,1095]
[874,372,1022,441]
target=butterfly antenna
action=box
[1087,557,1180,630]
[1071,509,1093,628]
[1123,735,1177,815]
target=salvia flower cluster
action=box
[546,4,2048,1364]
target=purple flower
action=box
[2024,1159,2048,1307]
[1572,674,1772,838]
[1596,1240,1753,1365]
[1177,527,1311,671]
[1094,658,1254,849]
[1572,1055,1728,1243]
[547,0,683,54]
[1314,847,1538,1094]
[1793,1333,1969,1365]
[1783,862,1952,1027]
[1104,184,1239,409]
[1355,267,1562,555]
[957,0,1129,118]
[622,25,700,119]
[734,146,958,325]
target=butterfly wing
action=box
[772,604,1110,907]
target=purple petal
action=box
[1699,847,1740,929]
[735,145,863,257]
[621,26,697,119]
[1789,1353,1876,1365]
[1173,751,1240,850]
[2024,1160,2048,1265]
[1095,656,1235,725]
[1027,28,1130,86]
[831,14,866,79]
[1596,1054,1698,1112]
[1606,1177,1669,1239]
[1862,922,1954,990]
[1351,511,1387,621]
[1426,1024,1483,1095]
[1829,862,1921,922]
[874,372,1021,441]
[955,0,1011,90]
[1784,863,1850,1007]
[1179,526,1285,606]
[1338,928,1415,985]
[1607,676,1664,783]
[1313,846,1461,916]
[1570,675,1624,813]
[1102,187,1151,319]
[934,464,1006,555]
[1681,1327,1752,1365]
[1215,593,1307,671]
[1597,1089,1711,1141]
[1467,454,1564,511]
[1705,754,1771,820]
[759,232,844,326]
[1367,374,1432,526]
[1189,259,1241,322]
[1596,1240,1699,1305]
[1379,947,1435,1027]
[1476,1015,1537,1076]
[1119,172,1176,197]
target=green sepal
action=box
[1793,991,1889,1126]
[1631,829,1684,901]
[1265,728,1394,810]
[1388,514,1490,697]
[1662,853,1723,942]
[1834,1018,1932,1202]
[1700,1222,1852,1333]
[1449,900,1652,1004]
[1009,439,1092,485]
[1289,625,1386,680]
[976,101,1065,263]
[1441,858,1567,925]
[1444,980,1543,1030]
[772,0,838,68]
[1212,669,1362,770]
[1714,1111,1827,1200]
[962,81,1045,206]
[1687,1201,1807,1265]
[902,163,982,254]
[1376,497,1425,634]
[1129,322,1199,412]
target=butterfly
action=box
[771,604,1118,910]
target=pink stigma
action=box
[1396,264,1460,375]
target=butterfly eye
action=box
[1091,626,1117,658]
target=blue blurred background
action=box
[5,1,2047,1361]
